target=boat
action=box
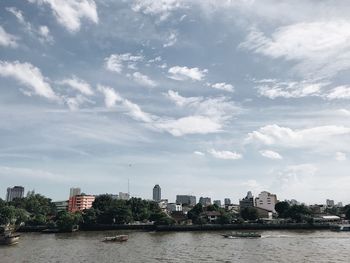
[0,227,20,246]
[331,224,350,231]
[222,232,261,238]
[103,235,128,242]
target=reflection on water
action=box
[1,230,349,263]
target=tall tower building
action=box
[6,186,25,202]
[153,184,161,201]
[69,187,81,198]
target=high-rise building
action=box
[199,197,212,206]
[326,199,335,207]
[239,191,254,209]
[224,198,231,205]
[255,191,278,213]
[69,187,81,197]
[176,195,196,206]
[6,186,24,202]
[213,200,221,207]
[153,184,161,201]
[68,194,95,212]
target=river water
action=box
[1,230,349,262]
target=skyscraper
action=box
[6,186,24,202]
[69,187,81,198]
[153,184,161,201]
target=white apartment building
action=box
[255,191,278,213]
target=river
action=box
[1,230,349,262]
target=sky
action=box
[1,0,350,204]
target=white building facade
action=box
[255,191,278,213]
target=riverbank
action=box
[17,223,331,233]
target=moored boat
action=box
[222,232,261,238]
[0,227,20,246]
[103,235,128,242]
[331,224,350,231]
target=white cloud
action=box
[97,84,153,123]
[0,61,58,101]
[28,0,98,33]
[241,21,350,78]
[0,26,18,48]
[168,66,208,81]
[163,32,177,47]
[335,152,346,161]
[208,149,242,160]
[7,7,53,44]
[259,150,282,160]
[274,163,318,192]
[246,124,350,149]
[104,53,144,74]
[211,82,234,93]
[164,90,240,136]
[65,94,92,111]
[326,86,350,100]
[154,115,222,136]
[97,84,122,108]
[38,25,53,43]
[194,151,205,156]
[131,72,157,87]
[60,76,94,96]
[256,79,324,99]
[132,0,185,21]
[166,90,201,107]
[6,7,25,23]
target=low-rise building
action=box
[53,200,68,212]
[118,192,130,200]
[68,194,95,212]
[167,203,182,212]
[203,211,221,223]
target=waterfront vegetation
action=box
[1,195,350,232]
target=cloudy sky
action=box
[1,0,350,204]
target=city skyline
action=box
[1,1,350,204]
[1,184,344,207]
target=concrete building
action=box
[326,199,335,207]
[69,187,81,197]
[118,192,130,200]
[239,191,254,209]
[53,200,68,212]
[68,194,95,212]
[213,200,221,207]
[153,184,161,202]
[199,197,211,206]
[255,191,278,213]
[176,195,196,206]
[224,198,231,205]
[167,203,182,212]
[6,186,25,202]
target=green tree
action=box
[0,206,17,225]
[92,194,114,211]
[275,201,290,218]
[56,211,82,232]
[216,212,233,224]
[82,208,98,225]
[345,206,350,220]
[286,205,311,223]
[240,207,258,221]
[187,203,204,224]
